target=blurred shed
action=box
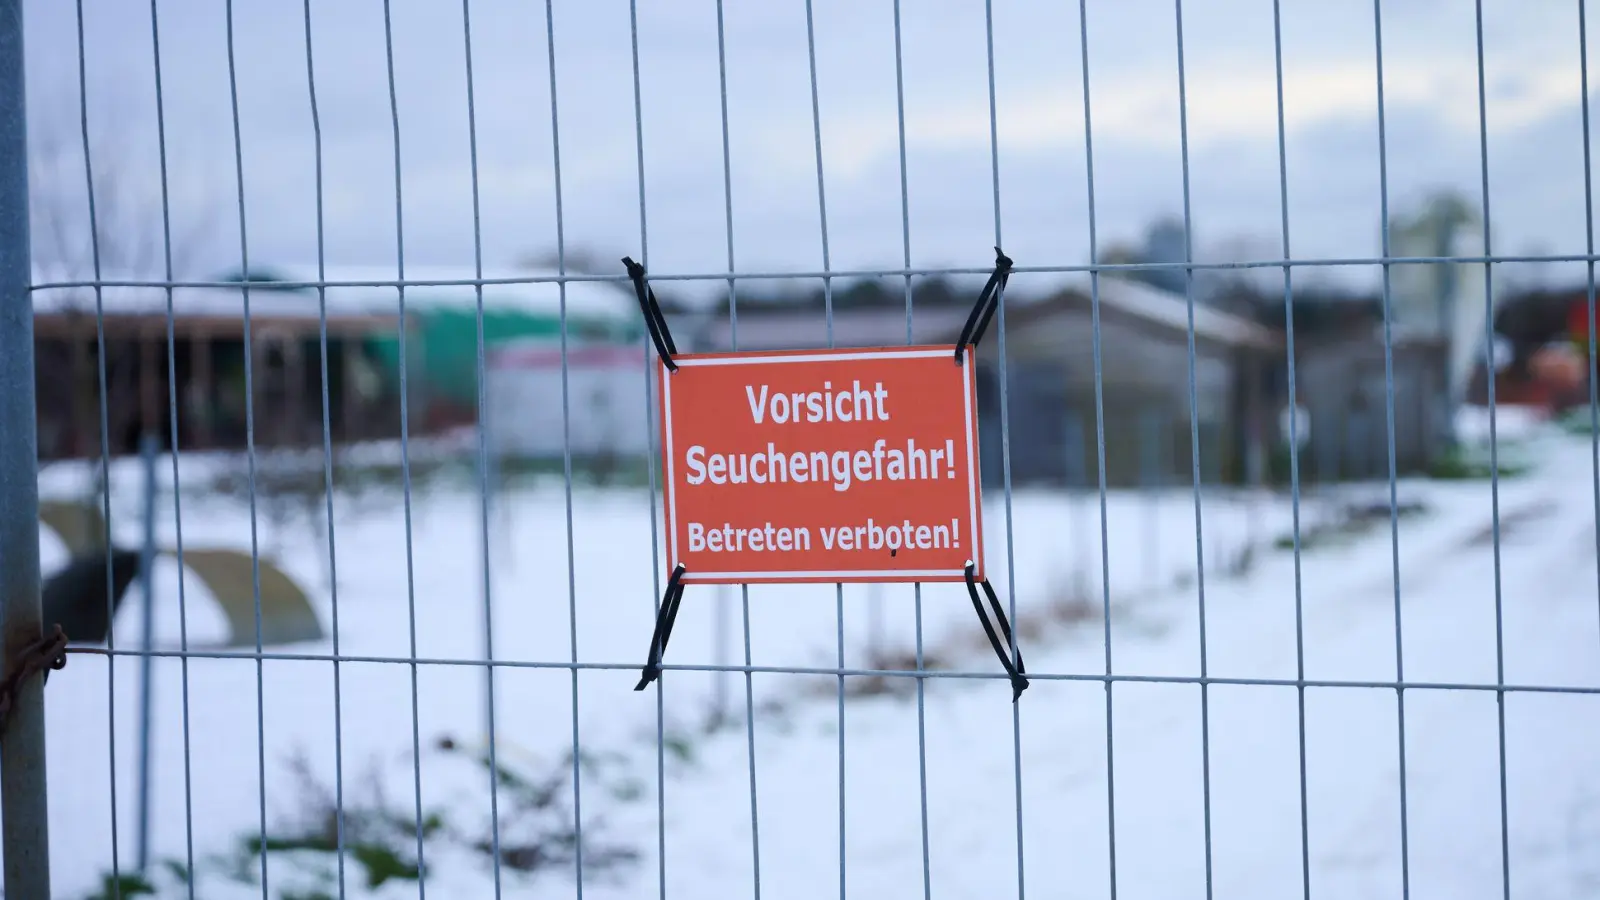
[32,281,407,461]
[1290,327,1452,481]
[688,274,1284,489]
[960,276,1283,489]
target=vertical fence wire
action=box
[1583,1,1600,648]
[74,0,124,893]
[373,3,432,893]
[710,2,765,895]
[1170,4,1217,897]
[144,1,201,895]
[1468,4,1513,897]
[457,1,506,895]
[977,0,1028,896]
[298,2,352,895]
[558,32,587,900]
[1075,5,1123,897]
[220,2,273,894]
[540,0,589,893]
[1268,2,1315,897]
[1369,3,1414,897]
[888,0,934,896]
[614,0,668,895]
[794,3,847,897]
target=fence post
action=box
[0,1,50,896]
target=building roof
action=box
[30,263,641,326]
[32,284,371,321]
[231,264,640,323]
[1004,275,1283,352]
[675,271,1287,356]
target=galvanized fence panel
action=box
[2,1,1600,899]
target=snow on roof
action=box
[1072,274,1282,350]
[30,263,641,323]
[31,284,363,321]
[245,264,639,322]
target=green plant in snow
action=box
[78,736,645,898]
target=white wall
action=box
[484,340,654,460]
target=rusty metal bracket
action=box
[0,624,69,738]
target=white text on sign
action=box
[744,380,890,424]
[684,438,958,493]
[685,517,962,553]
[683,378,960,492]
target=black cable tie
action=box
[955,246,1014,365]
[963,561,1029,702]
[623,256,679,372]
[635,563,688,691]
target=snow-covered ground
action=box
[19,412,1600,899]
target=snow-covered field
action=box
[20,411,1600,899]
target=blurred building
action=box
[689,274,1283,489]
[961,275,1282,489]
[32,281,403,461]
[1290,327,1452,481]
[30,265,643,463]
[483,338,652,466]
[30,260,1469,487]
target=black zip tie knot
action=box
[635,563,688,691]
[963,562,1029,702]
[955,246,1014,365]
[623,256,679,372]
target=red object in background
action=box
[1493,373,1554,409]
[1569,297,1597,349]
[1532,343,1584,390]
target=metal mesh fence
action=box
[3,1,1600,899]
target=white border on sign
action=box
[661,346,981,583]
[674,348,949,367]
[664,360,679,569]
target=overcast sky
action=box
[21,0,1600,302]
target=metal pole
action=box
[135,432,159,872]
[0,1,49,895]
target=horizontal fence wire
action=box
[53,647,1600,695]
[26,252,1600,292]
[7,0,1599,898]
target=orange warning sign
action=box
[657,345,985,584]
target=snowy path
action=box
[569,437,1600,900]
